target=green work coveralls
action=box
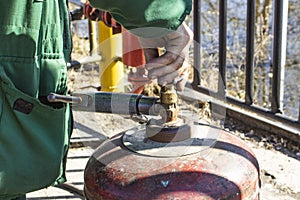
[90,0,192,37]
[0,1,72,199]
[0,0,192,199]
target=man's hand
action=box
[138,22,193,91]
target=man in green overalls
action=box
[0,0,192,199]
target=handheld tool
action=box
[47,84,191,143]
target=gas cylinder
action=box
[84,123,260,200]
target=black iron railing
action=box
[192,0,300,143]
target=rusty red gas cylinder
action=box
[84,124,260,200]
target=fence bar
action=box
[271,0,288,113]
[218,0,227,94]
[245,0,256,105]
[181,86,300,144]
[298,100,300,123]
[193,0,202,87]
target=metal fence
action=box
[191,0,300,144]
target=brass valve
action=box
[159,85,179,123]
[145,84,192,143]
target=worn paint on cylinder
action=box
[84,125,260,200]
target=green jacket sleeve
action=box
[89,0,192,37]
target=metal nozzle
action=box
[47,93,82,104]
